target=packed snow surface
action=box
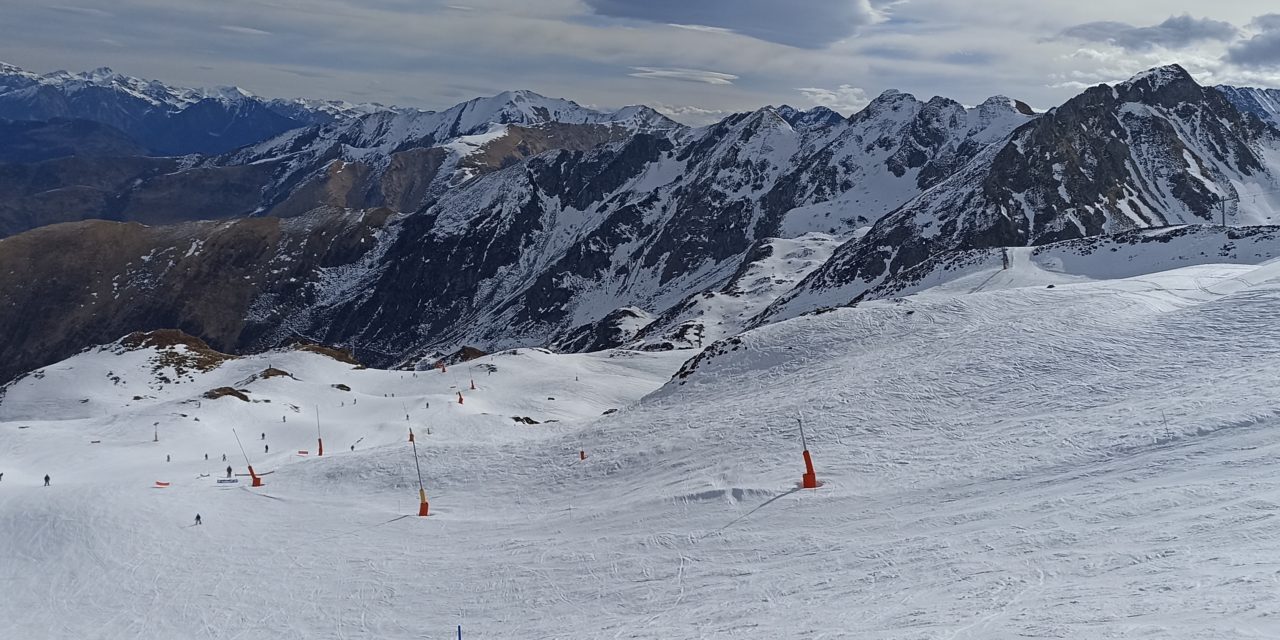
[5,252,1280,637]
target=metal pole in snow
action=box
[232,428,251,466]
[411,431,425,493]
[315,406,324,456]
[233,428,263,486]
[411,428,428,516]
[796,415,818,489]
[457,624,462,639]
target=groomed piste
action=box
[4,227,1280,638]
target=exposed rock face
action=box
[5,64,1280,388]
[0,90,682,239]
[1216,84,1280,127]
[213,92,682,215]
[762,65,1280,322]
[0,207,392,383]
[554,308,654,353]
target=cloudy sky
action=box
[3,1,1280,124]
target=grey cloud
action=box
[583,0,890,48]
[274,67,337,79]
[858,44,921,61]
[1060,14,1238,51]
[1249,14,1280,31]
[1223,14,1280,69]
[1227,27,1280,68]
[48,5,113,18]
[941,50,999,66]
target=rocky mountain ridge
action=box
[761,64,1280,322]
[3,64,1280,385]
[0,62,403,155]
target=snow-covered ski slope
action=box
[6,236,1280,637]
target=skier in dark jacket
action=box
[195,514,202,525]
[225,466,232,478]
[43,474,50,486]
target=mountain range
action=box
[0,62,402,156]
[1,61,1279,384]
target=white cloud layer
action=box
[220,25,273,36]
[628,67,739,85]
[650,103,738,126]
[796,84,871,114]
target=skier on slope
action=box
[225,466,232,478]
[264,444,269,453]
[194,514,202,526]
[43,474,50,486]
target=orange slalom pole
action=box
[798,417,819,489]
[802,450,818,489]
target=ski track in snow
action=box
[4,259,1280,637]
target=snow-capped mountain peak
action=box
[1123,63,1194,90]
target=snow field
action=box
[4,257,1280,637]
